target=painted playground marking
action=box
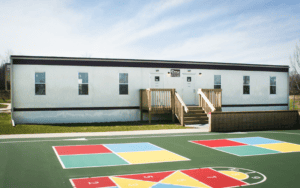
[190,136,300,156]
[53,142,190,169]
[70,167,266,188]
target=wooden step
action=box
[184,113,207,117]
[184,116,208,121]
[186,110,205,114]
[184,120,209,124]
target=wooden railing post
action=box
[181,106,184,126]
[140,89,143,121]
[171,89,175,123]
[148,89,152,124]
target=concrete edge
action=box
[0,128,210,139]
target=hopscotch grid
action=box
[227,136,284,145]
[189,137,300,157]
[54,142,190,169]
[101,144,132,165]
[61,158,191,169]
[179,170,213,188]
[212,146,282,157]
[70,167,264,187]
[189,140,248,148]
[208,167,267,187]
[188,141,243,157]
[209,168,249,187]
[147,142,191,161]
[52,146,66,169]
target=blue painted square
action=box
[228,137,283,145]
[104,143,162,153]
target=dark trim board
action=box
[11,56,289,72]
[13,106,140,112]
[13,104,288,112]
[222,104,288,107]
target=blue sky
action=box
[0,0,299,65]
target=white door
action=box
[150,74,164,88]
[182,74,196,105]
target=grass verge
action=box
[0,104,8,108]
[290,99,300,110]
[0,99,10,103]
[0,114,189,135]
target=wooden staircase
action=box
[184,106,208,125]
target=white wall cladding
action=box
[12,64,289,124]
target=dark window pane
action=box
[243,85,250,94]
[35,73,45,84]
[79,84,88,95]
[270,77,276,86]
[187,77,191,82]
[119,73,128,83]
[119,84,128,95]
[214,75,221,85]
[270,86,276,94]
[155,76,160,82]
[35,84,45,95]
[243,76,250,85]
[79,73,88,83]
[214,85,221,89]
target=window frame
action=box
[35,72,46,95]
[78,72,89,95]
[119,73,128,95]
[214,75,221,89]
[270,76,276,95]
[243,76,250,95]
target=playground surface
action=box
[1,129,300,188]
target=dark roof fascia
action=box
[11,55,289,72]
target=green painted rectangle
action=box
[216,145,280,156]
[59,153,129,168]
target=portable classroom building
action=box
[10,55,289,124]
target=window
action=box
[243,76,250,94]
[187,77,191,82]
[155,76,160,82]
[79,73,88,95]
[214,75,221,89]
[35,72,45,95]
[119,73,128,95]
[270,76,276,94]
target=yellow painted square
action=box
[255,143,300,152]
[117,150,189,164]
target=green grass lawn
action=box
[0,99,10,103]
[0,114,189,135]
[289,99,300,110]
[0,104,8,108]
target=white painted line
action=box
[0,133,223,144]
[64,138,87,141]
[52,146,66,169]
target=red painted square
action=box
[191,139,247,148]
[54,145,112,155]
[71,177,116,188]
[181,168,247,188]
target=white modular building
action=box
[10,55,289,124]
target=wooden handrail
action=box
[198,89,216,112]
[175,93,189,113]
[198,88,222,114]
